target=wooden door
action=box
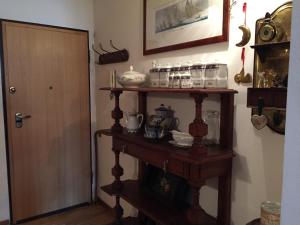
[1,21,91,223]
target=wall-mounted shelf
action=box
[247,1,292,134]
[247,88,287,109]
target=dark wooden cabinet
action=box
[99,87,238,225]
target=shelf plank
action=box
[251,41,290,50]
[100,87,238,95]
[247,88,287,109]
[102,180,217,225]
[251,41,290,63]
[96,129,113,137]
[106,217,139,225]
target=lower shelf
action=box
[101,180,217,225]
[107,217,139,225]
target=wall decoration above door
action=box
[143,0,230,55]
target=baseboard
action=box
[0,220,9,225]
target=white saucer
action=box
[169,140,192,148]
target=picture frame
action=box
[143,0,230,55]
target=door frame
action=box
[0,19,92,224]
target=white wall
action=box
[281,0,300,225]
[0,0,95,221]
[94,0,288,224]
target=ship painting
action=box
[155,0,209,33]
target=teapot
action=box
[125,112,144,133]
[155,104,174,119]
[144,124,165,140]
[151,104,179,131]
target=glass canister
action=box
[172,67,181,88]
[203,110,220,146]
[180,65,191,88]
[149,68,160,87]
[168,67,176,88]
[261,201,281,225]
[191,64,206,88]
[205,63,228,88]
[159,65,171,88]
[216,64,228,88]
[205,64,218,88]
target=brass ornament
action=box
[236,25,251,47]
[234,67,253,84]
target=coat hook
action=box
[110,40,121,51]
[99,43,110,53]
[92,44,103,55]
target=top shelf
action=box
[100,87,238,94]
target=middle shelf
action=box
[102,180,217,225]
[111,130,235,166]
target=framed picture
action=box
[143,0,229,55]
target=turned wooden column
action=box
[112,141,124,224]
[187,180,206,224]
[111,91,123,132]
[113,196,124,225]
[112,146,124,191]
[189,93,208,156]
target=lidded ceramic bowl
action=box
[117,66,146,88]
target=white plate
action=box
[169,140,192,148]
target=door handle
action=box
[15,113,31,128]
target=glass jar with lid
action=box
[261,201,281,225]
[205,64,218,88]
[216,64,228,88]
[149,68,160,87]
[172,67,181,88]
[203,110,220,146]
[191,64,206,88]
[168,67,176,88]
[179,65,192,88]
[159,64,171,88]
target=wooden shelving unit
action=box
[100,87,238,225]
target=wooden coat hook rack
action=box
[92,40,129,65]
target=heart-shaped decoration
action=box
[251,114,268,130]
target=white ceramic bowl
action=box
[118,66,146,88]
